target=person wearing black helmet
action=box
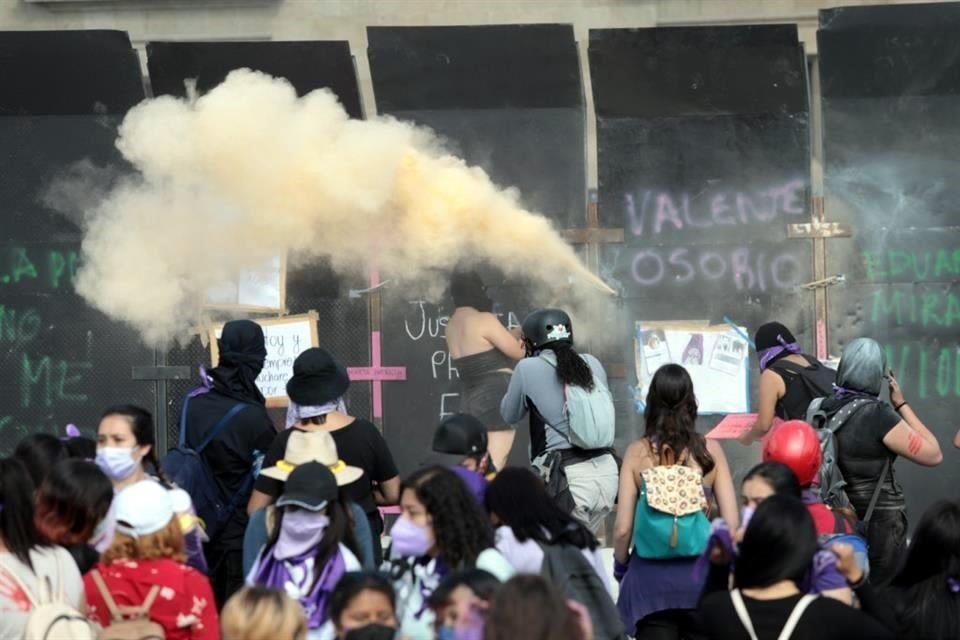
[499,308,618,531]
[427,413,495,504]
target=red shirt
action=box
[84,558,219,640]
[807,503,853,536]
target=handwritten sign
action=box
[706,414,758,439]
[706,414,784,440]
[209,311,318,407]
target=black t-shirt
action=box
[699,591,893,640]
[184,389,276,548]
[825,397,904,512]
[256,419,399,515]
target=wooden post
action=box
[561,188,626,377]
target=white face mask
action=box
[95,447,139,481]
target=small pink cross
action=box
[346,269,407,418]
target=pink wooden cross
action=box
[346,269,407,418]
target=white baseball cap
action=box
[114,480,175,538]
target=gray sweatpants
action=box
[564,453,619,532]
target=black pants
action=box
[206,543,244,610]
[634,609,706,640]
[864,508,908,585]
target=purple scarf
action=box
[832,384,877,401]
[253,547,346,628]
[758,336,802,371]
[695,517,846,595]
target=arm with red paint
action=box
[881,373,943,466]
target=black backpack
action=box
[161,392,252,541]
[539,543,626,640]
[805,396,891,534]
[769,355,836,419]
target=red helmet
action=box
[762,420,822,486]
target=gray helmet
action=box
[522,308,574,351]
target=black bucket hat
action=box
[286,347,350,405]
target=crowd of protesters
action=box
[0,310,957,640]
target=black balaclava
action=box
[209,319,267,405]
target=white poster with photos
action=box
[634,321,750,414]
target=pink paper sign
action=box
[706,414,758,439]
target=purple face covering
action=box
[275,511,330,560]
[252,544,346,629]
[390,516,433,558]
[758,335,802,371]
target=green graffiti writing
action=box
[870,290,960,328]
[883,342,960,400]
[47,250,78,289]
[12,247,37,283]
[0,305,41,344]
[863,249,960,280]
[0,247,78,289]
[20,353,92,409]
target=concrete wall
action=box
[0,0,949,186]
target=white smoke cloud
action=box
[65,69,610,346]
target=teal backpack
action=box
[633,464,710,559]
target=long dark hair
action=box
[644,364,713,473]
[266,500,358,589]
[0,458,49,569]
[402,466,494,570]
[13,433,67,489]
[735,495,818,589]
[328,571,396,627]
[101,404,171,486]
[743,462,801,499]
[888,500,960,639]
[485,467,596,550]
[35,459,114,546]
[484,575,579,640]
[552,343,594,391]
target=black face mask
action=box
[343,624,397,640]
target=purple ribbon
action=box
[252,547,346,629]
[758,336,801,371]
[948,577,959,594]
[832,384,877,401]
[694,518,736,583]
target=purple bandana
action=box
[695,517,847,595]
[832,384,877,401]
[694,518,736,583]
[252,546,346,629]
[758,336,802,371]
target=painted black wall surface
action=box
[0,31,150,449]
[146,41,373,445]
[819,2,960,523]
[368,24,586,473]
[146,40,364,118]
[590,26,814,476]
